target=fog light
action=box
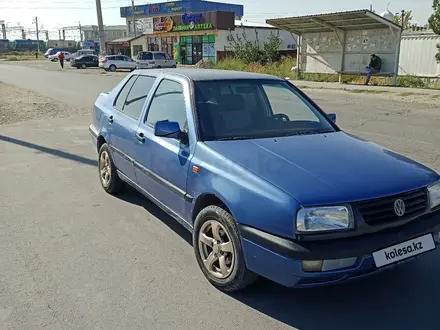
[302,257,357,272]
[322,257,357,271]
[302,260,323,272]
[433,232,440,244]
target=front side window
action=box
[194,80,335,141]
[123,75,157,119]
[146,79,186,130]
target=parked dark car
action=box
[70,55,99,69]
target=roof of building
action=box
[135,68,284,81]
[106,36,135,44]
[266,9,401,35]
[120,0,243,18]
[234,20,277,29]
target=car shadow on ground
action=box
[117,185,193,246]
[116,185,440,330]
[0,134,98,167]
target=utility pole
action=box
[78,22,83,41]
[58,29,61,40]
[95,0,105,54]
[0,21,6,39]
[131,0,137,37]
[32,16,40,57]
[21,29,26,40]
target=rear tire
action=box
[98,143,123,194]
[193,205,257,292]
[109,65,116,72]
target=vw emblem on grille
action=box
[394,199,406,217]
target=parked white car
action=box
[99,55,137,72]
[48,51,71,62]
[136,51,177,69]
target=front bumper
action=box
[239,210,440,288]
[89,125,98,149]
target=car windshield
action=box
[194,79,336,141]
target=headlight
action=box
[296,206,354,232]
[428,181,440,210]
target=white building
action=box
[81,25,128,42]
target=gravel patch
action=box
[0,82,88,125]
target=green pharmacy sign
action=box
[173,22,213,32]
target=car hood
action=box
[205,132,439,206]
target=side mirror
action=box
[327,113,337,124]
[154,120,188,143]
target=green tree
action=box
[393,10,413,28]
[428,0,440,63]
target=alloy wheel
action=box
[99,150,111,187]
[198,220,235,279]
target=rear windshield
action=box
[138,52,153,60]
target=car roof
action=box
[134,68,283,81]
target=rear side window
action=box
[154,53,166,60]
[123,75,157,119]
[139,52,153,60]
[114,76,137,111]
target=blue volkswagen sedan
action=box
[89,69,440,292]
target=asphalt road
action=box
[1,64,440,330]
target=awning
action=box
[266,9,401,35]
[106,36,136,46]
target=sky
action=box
[1,0,435,40]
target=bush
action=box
[228,31,282,65]
[214,57,296,78]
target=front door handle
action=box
[108,115,114,123]
[136,132,145,142]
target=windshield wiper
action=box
[214,136,255,141]
[284,130,334,136]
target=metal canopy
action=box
[266,9,401,35]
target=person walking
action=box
[58,51,65,69]
[365,54,381,85]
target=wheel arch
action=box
[192,193,233,224]
[97,135,106,153]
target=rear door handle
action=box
[136,132,145,142]
[108,115,114,123]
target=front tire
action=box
[193,205,257,292]
[98,143,123,194]
[81,64,86,69]
[109,65,116,72]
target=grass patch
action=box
[347,89,389,94]
[0,51,44,61]
[213,57,296,78]
[398,92,416,97]
[213,58,440,90]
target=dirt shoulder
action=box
[0,82,88,125]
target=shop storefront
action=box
[130,11,234,64]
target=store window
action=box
[147,37,159,51]
[133,45,143,56]
[161,36,177,59]
[202,35,216,63]
[180,35,215,65]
